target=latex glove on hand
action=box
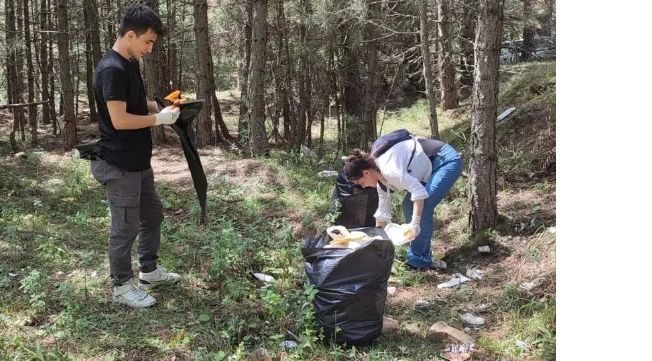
[154,105,180,125]
[402,215,421,240]
[376,220,388,229]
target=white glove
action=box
[402,215,421,240]
[154,106,180,125]
[376,220,388,229]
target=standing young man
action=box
[91,5,180,308]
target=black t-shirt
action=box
[93,49,152,172]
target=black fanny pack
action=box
[416,137,445,160]
[74,140,103,161]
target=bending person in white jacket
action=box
[344,137,462,270]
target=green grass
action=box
[499,62,556,109]
[477,288,556,360]
[1,63,555,360]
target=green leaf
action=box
[199,314,211,322]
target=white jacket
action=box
[373,139,433,223]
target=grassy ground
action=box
[0,61,555,360]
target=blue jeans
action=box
[402,143,462,268]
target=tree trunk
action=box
[328,34,342,158]
[273,0,287,144]
[143,0,167,145]
[460,0,476,88]
[304,60,314,148]
[342,32,362,150]
[247,0,269,156]
[168,45,178,90]
[194,0,216,147]
[105,0,114,49]
[468,0,504,233]
[319,65,327,157]
[211,92,232,143]
[177,4,188,90]
[238,0,253,141]
[437,0,458,110]
[296,0,309,147]
[84,0,102,121]
[88,0,102,64]
[22,0,37,145]
[537,0,555,37]
[419,0,439,139]
[15,0,26,142]
[177,5,186,90]
[48,0,57,134]
[31,0,40,99]
[5,0,20,151]
[38,0,53,126]
[84,4,97,121]
[206,44,232,143]
[74,41,81,119]
[57,0,77,149]
[360,0,379,147]
[521,0,535,61]
[277,0,294,144]
[167,0,178,90]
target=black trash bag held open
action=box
[154,97,208,223]
[330,167,378,229]
[74,98,208,223]
[302,227,394,346]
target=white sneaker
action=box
[113,282,156,308]
[139,267,181,289]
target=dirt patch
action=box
[497,186,556,236]
[150,146,227,185]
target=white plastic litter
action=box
[327,225,350,239]
[515,340,529,351]
[384,222,414,245]
[347,241,362,249]
[387,286,397,295]
[465,269,483,280]
[253,273,276,283]
[437,274,471,289]
[470,303,488,313]
[460,313,485,326]
[432,260,447,269]
[478,246,491,254]
[318,170,339,178]
[441,343,474,361]
[279,340,298,348]
[497,107,517,122]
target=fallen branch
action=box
[0,100,49,110]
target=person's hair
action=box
[118,5,165,37]
[344,149,379,180]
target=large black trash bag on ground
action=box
[154,98,207,223]
[302,227,394,346]
[330,167,378,229]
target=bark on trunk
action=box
[468,0,504,233]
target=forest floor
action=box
[0,61,556,361]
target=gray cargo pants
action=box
[91,160,164,286]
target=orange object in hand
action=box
[165,90,181,101]
[164,90,187,108]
